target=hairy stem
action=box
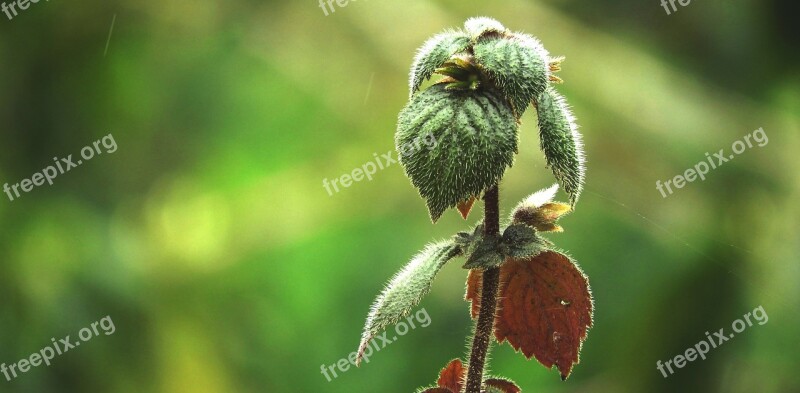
[465,185,500,393]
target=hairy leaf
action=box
[397,84,518,222]
[536,86,585,206]
[473,34,549,115]
[511,184,559,215]
[418,359,465,393]
[462,233,503,269]
[511,184,571,233]
[465,269,482,319]
[357,241,461,364]
[409,31,472,96]
[457,196,477,219]
[499,223,548,258]
[437,359,465,392]
[485,378,522,393]
[464,16,508,40]
[418,358,521,393]
[461,223,546,269]
[466,251,593,380]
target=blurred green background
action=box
[0,0,798,392]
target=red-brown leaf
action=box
[465,269,482,319]
[485,378,522,393]
[420,389,453,393]
[457,196,477,219]
[437,359,465,393]
[465,251,593,380]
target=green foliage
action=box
[409,32,472,96]
[463,231,503,269]
[464,16,509,39]
[397,16,584,220]
[535,86,585,206]
[499,223,548,258]
[371,16,591,392]
[356,241,461,363]
[473,35,549,115]
[396,84,518,222]
[459,223,547,269]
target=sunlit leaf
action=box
[473,34,549,115]
[485,378,522,393]
[466,251,593,380]
[457,196,477,219]
[396,84,518,222]
[511,184,572,232]
[357,241,461,364]
[409,32,471,96]
[499,223,548,258]
[464,16,508,39]
[536,87,585,206]
[418,359,466,393]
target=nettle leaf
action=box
[467,251,593,380]
[357,241,461,364]
[473,34,549,116]
[457,196,477,220]
[397,84,518,222]
[418,359,465,393]
[511,184,572,233]
[462,233,502,269]
[484,378,522,393]
[464,16,509,40]
[409,31,472,96]
[462,223,547,269]
[465,269,483,319]
[418,358,522,393]
[536,86,585,206]
[499,223,548,258]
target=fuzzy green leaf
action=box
[397,84,518,222]
[464,16,508,40]
[500,223,548,258]
[462,223,547,269]
[356,241,461,364]
[409,31,471,96]
[462,233,503,269]
[473,34,549,115]
[536,86,585,206]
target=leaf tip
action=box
[457,196,477,219]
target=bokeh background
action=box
[0,0,798,392]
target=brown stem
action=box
[465,185,500,393]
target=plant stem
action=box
[465,185,501,393]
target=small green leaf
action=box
[461,223,547,269]
[409,31,471,96]
[473,34,549,115]
[397,84,518,222]
[500,223,548,259]
[536,86,585,206]
[462,233,503,269]
[464,17,508,40]
[356,241,461,364]
[453,223,483,248]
